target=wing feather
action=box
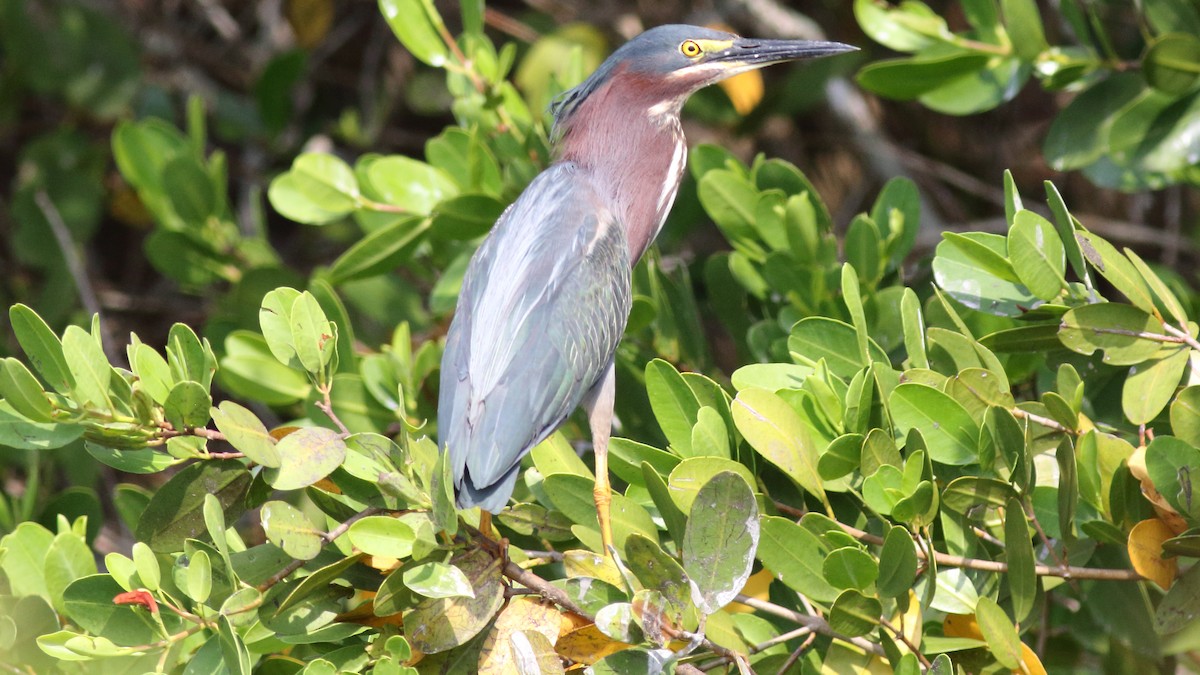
[437,163,632,511]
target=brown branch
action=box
[733,595,884,655]
[773,501,1144,581]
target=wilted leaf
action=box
[1129,518,1177,590]
[682,471,759,615]
[265,426,347,490]
[136,459,251,552]
[405,549,505,653]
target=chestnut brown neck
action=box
[554,70,689,264]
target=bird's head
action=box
[551,24,856,125]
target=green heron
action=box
[438,24,854,552]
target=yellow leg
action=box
[585,364,617,557]
[480,510,494,540]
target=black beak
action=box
[710,38,858,65]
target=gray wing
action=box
[437,162,632,512]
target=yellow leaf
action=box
[719,72,765,115]
[943,613,982,639]
[1019,642,1048,675]
[1128,517,1177,590]
[555,624,632,665]
[705,22,763,115]
[478,597,561,674]
[724,567,774,613]
[945,613,1044,675]
[892,591,922,649]
[563,549,623,587]
[286,0,333,49]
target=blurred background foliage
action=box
[4,0,1200,672]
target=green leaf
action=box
[732,388,827,508]
[211,401,279,467]
[167,323,215,389]
[328,216,429,285]
[403,562,475,599]
[1125,248,1189,328]
[378,0,450,67]
[1008,210,1066,301]
[1001,0,1047,60]
[789,317,889,378]
[542,473,656,552]
[430,194,504,240]
[63,575,164,646]
[624,534,692,616]
[645,359,701,457]
[1145,436,1200,521]
[84,443,180,473]
[61,325,113,411]
[0,358,53,421]
[9,304,73,393]
[431,448,458,536]
[889,383,979,465]
[367,156,458,215]
[186,549,212,603]
[269,153,359,225]
[1058,303,1169,365]
[1123,347,1189,425]
[44,532,98,615]
[690,406,730,460]
[1004,497,1037,623]
[697,169,762,259]
[163,380,211,432]
[975,596,1022,669]
[220,331,311,405]
[136,459,251,552]
[823,546,879,591]
[1156,561,1200,634]
[266,427,348,490]
[608,438,680,486]
[260,500,324,560]
[1045,74,1145,171]
[828,589,882,637]
[941,476,1016,514]
[1172,386,1200,447]
[730,363,814,391]
[1076,232,1158,314]
[682,471,759,615]
[0,400,81,451]
[347,516,415,559]
[289,291,333,374]
[162,155,215,223]
[756,517,840,602]
[901,288,929,369]
[856,52,991,100]
[643,461,687,545]
[0,522,54,602]
[933,232,1038,317]
[854,0,948,52]
[1145,33,1200,96]
[877,526,918,599]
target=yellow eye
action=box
[680,40,702,58]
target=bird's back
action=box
[437,162,632,512]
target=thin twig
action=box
[1162,323,1200,352]
[773,501,1144,581]
[256,507,382,591]
[315,384,351,437]
[1010,407,1073,434]
[733,595,884,655]
[34,190,112,356]
[879,617,931,669]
